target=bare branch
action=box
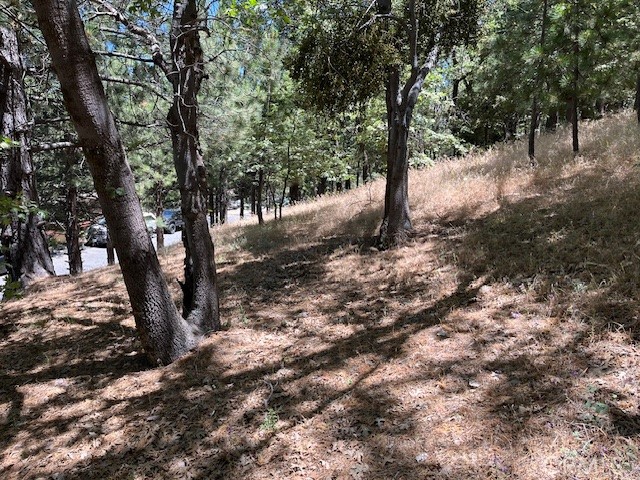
[34,117,71,125]
[30,141,78,153]
[101,76,170,102]
[0,5,47,46]
[115,119,165,128]
[89,0,170,75]
[95,50,155,63]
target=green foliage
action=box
[0,136,19,149]
[260,407,279,431]
[456,0,639,145]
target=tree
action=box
[0,24,55,292]
[32,0,214,364]
[289,0,479,247]
[91,0,220,329]
[166,0,220,325]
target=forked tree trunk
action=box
[167,0,220,331]
[33,0,203,365]
[379,44,439,248]
[380,67,411,247]
[378,0,438,248]
[0,26,55,290]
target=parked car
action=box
[161,209,184,234]
[86,213,157,247]
[143,212,157,233]
[85,217,108,247]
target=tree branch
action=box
[95,50,155,63]
[89,0,170,76]
[101,76,170,102]
[30,141,78,153]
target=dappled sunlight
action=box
[2,112,640,478]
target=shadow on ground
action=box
[1,167,639,479]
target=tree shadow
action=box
[3,167,640,478]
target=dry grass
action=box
[1,111,640,479]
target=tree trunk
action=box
[167,0,220,331]
[65,175,82,275]
[379,66,411,248]
[155,182,164,251]
[290,182,300,204]
[33,0,202,365]
[64,148,82,275]
[218,167,227,225]
[635,72,640,124]
[571,5,580,155]
[210,189,217,225]
[378,1,438,248]
[106,233,115,266]
[240,195,244,218]
[571,96,579,154]
[362,153,370,183]
[256,168,264,225]
[317,176,327,195]
[0,26,55,291]
[250,182,256,214]
[528,0,548,164]
[545,110,558,131]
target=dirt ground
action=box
[1,114,640,479]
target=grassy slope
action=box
[1,112,640,479]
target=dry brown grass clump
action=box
[1,112,640,479]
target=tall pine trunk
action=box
[64,152,82,275]
[0,26,55,291]
[167,0,220,332]
[528,0,549,164]
[571,1,580,155]
[34,0,204,365]
[256,168,264,225]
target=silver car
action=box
[86,213,156,248]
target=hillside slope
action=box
[1,112,639,479]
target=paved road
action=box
[1,208,246,286]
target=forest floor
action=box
[2,112,640,479]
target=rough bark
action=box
[33,0,201,365]
[529,0,549,165]
[377,0,439,248]
[166,0,220,331]
[0,25,55,290]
